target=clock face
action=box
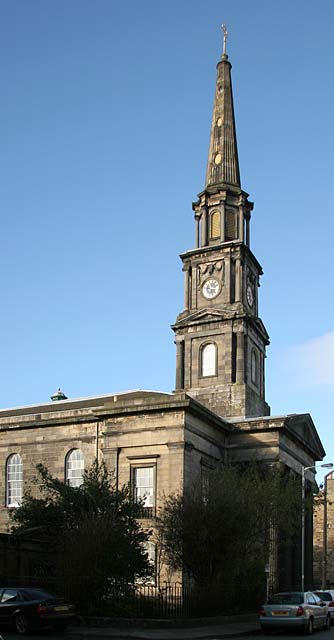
[246,285,254,307]
[202,278,220,300]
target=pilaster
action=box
[175,341,185,390]
[236,332,245,383]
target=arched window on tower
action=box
[65,449,85,487]
[251,349,259,386]
[201,343,217,377]
[210,210,220,240]
[225,209,237,241]
[6,453,23,507]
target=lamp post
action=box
[301,462,333,593]
[322,470,333,589]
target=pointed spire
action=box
[205,25,241,189]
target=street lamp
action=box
[301,462,333,593]
[322,470,333,589]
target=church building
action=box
[0,31,325,591]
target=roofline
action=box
[0,389,174,417]
[226,413,300,423]
[0,390,233,435]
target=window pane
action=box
[1,589,19,603]
[66,449,84,487]
[136,467,153,487]
[136,487,154,507]
[144,541,156,566]
[134,467,154,509]
[136,542,156,584]
[202,344,216,377]
[6,454,23,507]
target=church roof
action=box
[0,389,174,418]
[0,389,234,435]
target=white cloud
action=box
[282,331,334,388]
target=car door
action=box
[0,588,22,624]
[306,592,326,627]
[312,592,328,626]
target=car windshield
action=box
[315,592,332,601]
[268,592,303,605]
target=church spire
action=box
[173,28,270,419]
[205,25,240,189]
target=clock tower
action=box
[172,31,270,418]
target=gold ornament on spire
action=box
[221,23,228,56]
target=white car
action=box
[314,591,334,624]
[260,591,329,634]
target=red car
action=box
[0,587,76,634]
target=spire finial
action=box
[221,24,228,57]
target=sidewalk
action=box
[66,615,260,640]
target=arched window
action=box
[6,453,23,507]
[251,349,258,386]
[65,449,84,487]
[201,343,217,377]
[210,210,220,239]
[225,209,237,240]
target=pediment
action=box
[173,307,233,328]
[230,413,326,464]
[285,414,326,460]
[249,317,270,344]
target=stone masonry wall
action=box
[313,476,334,588]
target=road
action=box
[257,633,334,640]
[212,632,334,640]
[0,632,67,640]
[2,628,334,640]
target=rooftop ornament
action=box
[50,387,68,402]
[221,23,228,58]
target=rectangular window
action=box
[136,541,156,584]
[201,461,215,503]
[144,541,156,579]
[132,466,155,518]
[231,333,237,383]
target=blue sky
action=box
[0,1,333,475]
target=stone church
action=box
[0,33,326,590]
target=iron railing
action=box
[0,576,265,618]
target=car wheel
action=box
[324,615,330,630]
[306,617,313,635]
[14,613,29,635]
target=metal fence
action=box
[0,576,264,618]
